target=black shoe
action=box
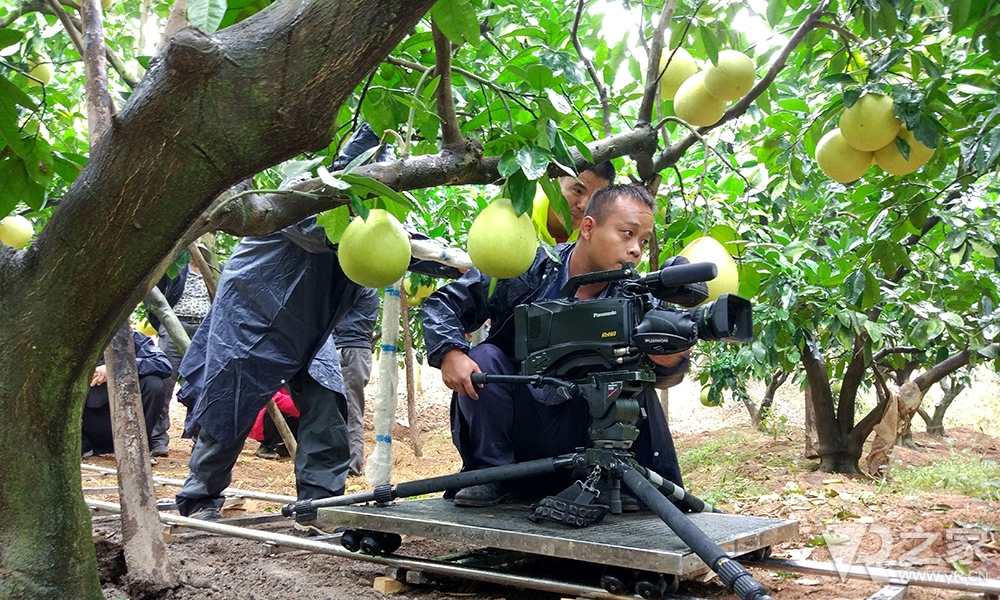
[188,507,222,521]
[150,446,169,458]
[454,482,518,508]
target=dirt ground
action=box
[91,366,1000,600]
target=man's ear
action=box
[578,215,595,239]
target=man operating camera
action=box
[423,184,690,508]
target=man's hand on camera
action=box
[647,348,691,369]
[441,348,482,400]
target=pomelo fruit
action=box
[815,128,873,183]
[467,198,538,279]
[703,50,756,101]
[873,127,934,176]
[403,275,435,304]
[673,72,726,127]
[0,215,34,249]
[839,94,901,152]
[26,56,52,87]
[677,236,739,301]
[338,209,411,288]
[137,320,158,338]
[658,47,698,101]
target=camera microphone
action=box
[637,260,718,289]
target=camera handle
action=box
[470,372,580,401]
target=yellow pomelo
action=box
[0,215,34,249]
[658,47,698,101]
[403,275,435,304]
[839,94,901,152]
[468,198,538,279]
[673,72,726,127]
[338,209,411,288]
[26,56,52,87]
[815,128,873,183]
[677,236,739,301]
[137,320,158,338]
[703,50,756,101]
[102,0,112,9]
[873,127,934,176]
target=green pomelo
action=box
[468,198,538,279]
[659,47,698,101]
[839,94,901,152]
[703,50,756,101]
[873,127,934,176]
[673,72,726,127]
[815,128,873,183]
[677,236,739,302]
[338,209,411,288]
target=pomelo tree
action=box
[2,0,1000,596]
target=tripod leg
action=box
[617,462,773,600]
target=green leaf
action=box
[341,173,415,211]
[506,169,534,215]
[949,0,973,32]
[699,26,720,66]
[912,115,939,149]
[515,145,551,181]
[0,29,25,50]
[0,156,44,212]
[939,312,965,328]
[498,150,519,178]
[539,175,570,233]
[766,0,784,27]
[316,166,351,190]
[317,205,351,244]
[560,130,594,163]
[894,136,911,161]
[431,0,481,47]
[867,48,906,83]
[844,270,865,304]
[843,88,862,109]
[187,0,228,33]
[0,76,34,111]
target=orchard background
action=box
[1,0,999,598]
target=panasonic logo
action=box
[592,310,618,318]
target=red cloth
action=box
[248,388,299,442]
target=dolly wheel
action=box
[600,573,629,596]
[340,529,362,552]
[744,546,772,562]
[634,573,672,600]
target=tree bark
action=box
[0,2,437,597]
[919,376,965,437]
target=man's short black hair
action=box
[584,184,656,224]
[582,161,616,185]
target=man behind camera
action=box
[423,184,689,508]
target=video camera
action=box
[514,258,753,381]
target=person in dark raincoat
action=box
[174,125,386,533]
[422,184,690,508]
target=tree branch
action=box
[872,345,920,362]
[637,0,678,128]
[654,1,829,171]
[431,19,463,148]
[203,125,660,237]
[800,337,842,440]
[572,0,610,137]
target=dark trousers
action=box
[81,375,168,455]
[451,343,684,497]
[175,369,350,520]
[150,319,201,450]
[451,344,591,497]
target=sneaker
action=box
[453,482,518,508]
[256,445,281,460]
[150,447,169,458]
[188,507,222,522]
[293,520,339,537]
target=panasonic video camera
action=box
[513,259,752,380]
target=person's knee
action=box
[139,376,167,407]
[466,343,514,374]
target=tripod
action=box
[283,369,773,600]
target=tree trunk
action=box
[0,3,437,597]
[803,384,819,459]
[920,377,964,437]
[106,324,177,595]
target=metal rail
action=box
[745,557,1000,595]
[85,498,705,600]
[80,462,296,503]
